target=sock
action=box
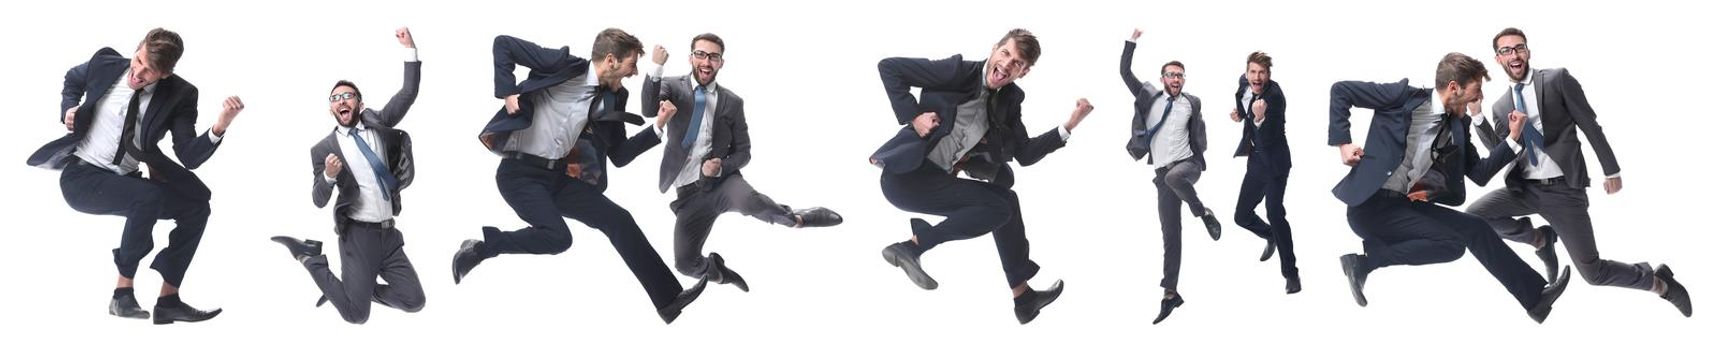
[1014,289,1036,304]
[113,287,134,299]
[904,240,927,255]
[158,294,183,307]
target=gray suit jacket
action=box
[1475,68,1620,190]
[311,61,420,232]
[1120,41,1207,169]
[640,75,750,194]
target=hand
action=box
[912,112,940,138]
[396,27,415,48]
[1507,110,1526,142]
[504,94,521,115]
[324,153,344,178]
[1466,100,1483,118]
[651,44,668,66]
[1130,29,1142,42]
[1229,108,1241,123]
[1406,190,1431,202]
[1251,99,1268,124]
[701,158,722,177]
[1338,143,1364,166]
[64,105,79,131]
[1064,98,1094,131]
[1604,176,1623,194]
[656,100,677,129]
[212,96,244,136]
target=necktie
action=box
[1515,83,1542,166]
[349,128,399,201]
[1146,97,1174,143]
[112,89,144,166]
[682,86,706,151]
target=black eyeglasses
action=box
[692,50,724,63]
[329,92,357,102]
[1162,72,1186,79]
[1497,44,1529,56]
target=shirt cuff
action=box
[1504,137,1521,153]
[649,63,665,79]
[1606,172,1621,179]
[405,48,419,62]
[322,171,337,184]
[206,128,223,144]
[1056,125,1071,141]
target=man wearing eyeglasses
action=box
[1228,51,1301,296]
[636,34,845,293]
[1465,27,1692,317]
[268,28,425,324]
[1120,29,1219,325]
[1331,52,1572,323]
[870,28,1092,324]
[452,29,710,324]
[27,28,241,325]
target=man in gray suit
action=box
[1121,29,1221,325]
[1466,27,1691,317]
[637,33,844,292]
[270,28,425,324]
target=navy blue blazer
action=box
[869,54,1065,188]
[1326,79,1516,207]
[478,35,656,192]
[1234,76,1291,176]
[27,48,221,201]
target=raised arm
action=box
[369,28,421,128]
[492,35,580,98]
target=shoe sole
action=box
[881,248,938,290]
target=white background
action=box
[1,0,1713,348]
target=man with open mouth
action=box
[1228,50,1301,296]
[870,28,1093,324]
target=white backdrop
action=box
[1,0,1712,348]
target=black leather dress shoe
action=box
[270,236,323,260]
[452,239,487,284]
[705,252,749,292]
[1151,292,1185,325]
[153,301,222,325]
[793,207,843,228]
[1013,280,1064,324]
[109,294,149,319]
[1527,266,1572,323]
[1656,264,1693,317]
[881,241,937,290]
[1286,275,1302,294]
[1534,225,1560,283]
[658,278,708,324]
[1200,209,1222,241]
[316,295,328,308]
[1260,238,1277,261]
[1340,254,1370,307]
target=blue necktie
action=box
[1146,98,1174,144]
[1514,83,1542,166]
[682,86,706,151]
[349,128,399,201]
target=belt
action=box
[1524,176,1565,186]
[503,151,562,170]
[345,219,395,230]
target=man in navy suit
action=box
[1329,52,1571,323]
[638,34,844,293]
[1228,51,1300,294]
[449,29,710,324]
[27,28,241,325]
[870,29,1093,324]
[1466,27,1691,317]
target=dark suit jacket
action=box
[478,35,656,192]
[1233,76,1291,176]
[1473,68,1620,190]
[869,54,1066,188]
[1120,41,1206,169]
[27,48,221,201]
[1327,79,1517,207]
[640,75,750,194]
[311,61,420,233]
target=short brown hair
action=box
[691,33,725,53]
[136,28,184,75]
[1492,27,1527,51]
[1247,51,1273,73]
[591,28,643,62]
[1161,60,1185,75]
[1434,52,1490,89]
[994,29,1041,66]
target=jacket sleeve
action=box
[492,35,577,98]
[368,61,422,128]
[878,55,970,124]
[1328,80,1411,146]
